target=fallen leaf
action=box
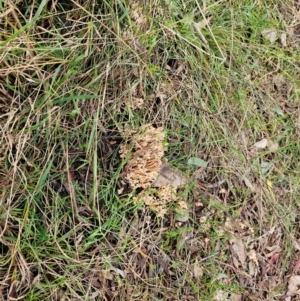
[280,32,287,46]
[272,74,286,89]
[213,289,230,301]
[248,260,258,276]
[152,162,186,187]
[110,266,125,278]
[294,241,300,251]
[243,177,255,191]
[287,275,300,296]
[267,140,279,152]
[261,161,273,174]
[265,245,282,257]
[187,157,208,167]
[292,260,300,274]
[8,281,18,299]
[157,256,170,275]
[231,237,247,268]
[193,262,203,279]
[253,138,268,149]
[268,253,279,264]
[262,29,278,43]
[32,274,43,290]
[274,106,284,116]
[230,293,242,301]
[267,179,273,190]
[91,276,102,288]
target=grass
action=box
[1,0,300,300]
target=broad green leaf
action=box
[187,157,208,167]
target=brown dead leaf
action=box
[243,177,255,191]
[253,138,268,149]
[280,32,287,46]
[268,253,279,264]
[230,293,242,301]
[91,276,102,289]
[230,236,247,268]
[91,270,115,289]
[248,261,258,277]
[213,289,230,301]
[32,274,42,289]
[287,275,300,297]
[110,266,125,278]
[265,245,282,258]
[292,259,300,274]
[262,28,278,43]
[8,281,18,299]
[193,260,203,279]
[152,162,186,187]
[267,140,279,152]
[248,249,259,277]
[157,256,170,275]
[272,74,286,89]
